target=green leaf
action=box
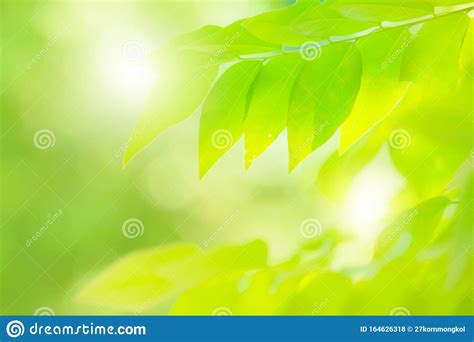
[330,3,432,23]
[445,172,473,287]
[316,131,384,202]
[400,12,470,85]
[199,60,262,178]
[208,239,268,269]
[424,0,474,5]
[125,1,474,176]
[386,82,472,197]
[339,28,413,154]
[459,16,473,78]
[77,244,212,310]
[171,270,244,315]
[172,235,346,315]
[162,25,222,50]
[244,53,304,168]
[172,267,299,315]
[374,197,452,261]
[78,240,268,311]
[283,271,353,315]
[287,60,321,171]
[297,229,347,268]
[243,0,320,46]
[186,20,279,57]
[311,43,362,151]
[288,42,362,170]
[244,0,376,45]
[124,51,219,165]
[171,240,270,314]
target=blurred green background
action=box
[1,0,472,315]
[1,0,318,315]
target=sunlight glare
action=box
[99,37,156,107]
[342,147,405,240]
[115,58,155,94]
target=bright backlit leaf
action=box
[288,42,362,170]
[125,1,473,175]
[199,61,262,177]
[162,25,222,50]
[188,20,279,56]
[124,51,218,165]
[244,0,376,45]
[316,131,384,202]
[339,28,412,154]
[77,244,212,310]
[374,196,452,261]
[445,172,473,288]
[459,16,473,77]
[330,3,432,23]
[244,53,303,168]
[78,240,268,311]
[400,12,469,85]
